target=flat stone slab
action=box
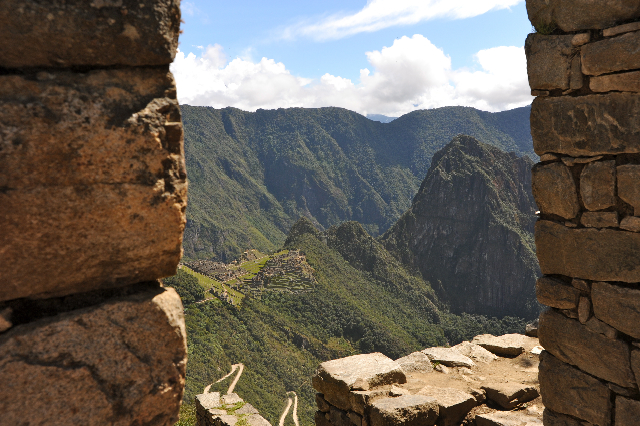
[471,334,532,357]
[526,0,640,32]
[452,341,497,363]
[476,411,543,426]
[221,393,244,405]
[313,353,405,411]
[422,347,475,368]
[369,395,439,426]
[395,351,434,373]
[482,383,539,409]
[246,414,272,426]
[235,403,259,415]
[196,392,221,412]
[592,281,640,339]
[417,386,476,426]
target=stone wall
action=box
[0,1,188,424]
[526,1,640,425]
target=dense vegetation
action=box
[162,269,205,305]
[181,105,534,262]
[179,218,528,426]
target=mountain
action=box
[180,105,534,261]
[366,113,397,123]
[177,218,528,426]
[382,135,540,319]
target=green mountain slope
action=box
[178,218,528,426]
[180,105,533,261]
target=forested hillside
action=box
[180,105,534,261]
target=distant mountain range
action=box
[366,113,397,123]
[180,105,534,262]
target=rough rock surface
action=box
[535,220,640,282]
[531,162,580,219]
[471,334,535,357]
[452,341,498,364]
[539,352,611,426]
[0,68,187,301]
[395,351,434,374]
[369,395,439,426]
[580,212,618,228]
[617,165,640,213]
[542,409,585,426]
[0,0,181,68]
[582,31,640,76]
[417,386,475,426]
[482,383,539,409]
[531,94,640,156]
[535,276,580,309]
[525,34,574,91]
[422,347,475,368]
[592,281,640,339]
[591,71,640,93]
[0,286,187,426]
[580,161,616,211]
[476,410,543,426]
[313,353,406,411]
[526,0,640,32]
[195,392,271,426]
[615,396,640,426]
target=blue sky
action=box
[172,0,534,116]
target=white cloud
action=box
[171,36,532,117]
[280,0,523,41]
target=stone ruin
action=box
[195,392,272,426]
[527,0,640,425]
[0,0,188,424]
[313,334,544,426]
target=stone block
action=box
[580,212,618,228]
[525,33,574,90]
[0,0,180,68]
[349,412,363,426]
[536,276,580,309]
[591,71,640,93]
[572,33,590,47]
[471,334,535,357]
[535,220,640,282]
[531,162,580,219]
[312,353,405,411]
[451,341,498,363]
[617,165,640,213]
[605,21,640,37]
[369,395,439,426]
[542,409,585,426]
[615,396,640,426]
[631,350,640,389]
[482,382,539,409]
[394,351,433,374]
[585,317,618,339]
[0,286,187,426]
[580,161,616,211]
[246,414,272,426]
[197,392,222,416]
[578,297,591,324]
[350,389,390,416]
[476,411,543,426]
[538,309,635,387]
[526,319,539,337]
[526,0,640,32]
[569,55,583,91]
[316,394,331,412]
[221,394,243,405]
[235,404,259,415]
[539,351,611,426]
[582,31,640,76]
[0,68,187,302]
[0,308,12,333]
[421,347,475,368]
[571,279,591,293]
[329,406,352,426]
[315,411,332,426]
[620,216,640,232]
[417,386,476,426]
[592,281,640,339]
[530,93,640,156]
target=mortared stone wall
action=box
[0,1,188,425]
[526,1,640,425]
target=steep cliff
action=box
[382,135,540,319]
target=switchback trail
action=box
[278,391,299,426]
[203,363,245,395]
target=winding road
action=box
[278,391,299,426]
[203,363,245,394]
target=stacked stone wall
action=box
[526,1,640,425]
[0,1,188,424]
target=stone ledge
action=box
[526,0,640,32]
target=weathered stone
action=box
[315,411,332,426]
[571,279,591,293]
[329,406,352,426]
[531,93,640,157]
[434,364,450,374]
[421,347,475,368]
[582,31,640,76]
[197,392,222,416]
[246,414,272,426]
[580,212,618,228]
[592,281,640,339]
[631,349,640,390]
[572,33,590,46]
[221,393,243,405]
[349,389,390,416]
[605,21,640,37]
[608,382,639,398]
[0,307,12,333]
[349,412,363,426]
[532,162,580,219]
[585,317,618,339]
[591,71,640,93]
[570,56,583,91]
[527,0,640,32]
[0,286,187,426]
[526,319,539,337]
[471,334,532,357]
[212,414,238,426]
[236,403,259,415]
[390,386,410,397]
[615,396,640,426]
[417,386,476,426]
[369,395,439,426]
[561,309,579,319]
[561,156,603,167]
[539,309,635,387]
[0,68,187,302]
[580,161,616,211]
[0,0,180,68]
[532,89,550,97]
[536,276,580,309]
[617,165,640,213]
[452,341,498,363]
[525,33,574,90]
[535,220,640,282]
[578,297,591,324]
[476,410,543,426]
[620,216,640,232]
[395,351,434,374]
[316,394,331,412]
[482,383,539,409]
[542,409,584,426]
[540,153,559,162]
[312,353,405,411]
[539,351,611,426]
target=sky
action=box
[171,0,534,117]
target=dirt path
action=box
[278,391,299,426]
[203,363,245,395]
[278,396,293,426]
